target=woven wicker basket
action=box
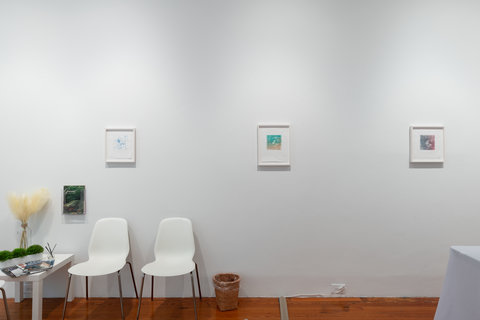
[213,273,240,311]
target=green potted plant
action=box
[0,251,12,262]
[0,245,45,268]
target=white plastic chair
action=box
[136,217,202,320]
[0,280,10,320]
[62,217,138,320]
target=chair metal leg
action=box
[190,272,198,320]
[1,287,10,320]
[62,274,72,320]
[195,262,202,300]
[86,276,88,300]
[136,274,145,320]
[151,276,154,301]
[117,271,125,320]
[127,261,139,298]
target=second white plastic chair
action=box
[136,217,202,320]
[0,280,10,320]
[62,217,138,320]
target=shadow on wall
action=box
[106,163,137,169]
[409,163,444,169]
[257,166,291,172]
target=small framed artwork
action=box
[409,125,445,163]
[105,128,136,163]
[257,123,290,166]
[63,185,86,215]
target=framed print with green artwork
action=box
[63,185,86,215]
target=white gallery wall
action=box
[1,0,480,298]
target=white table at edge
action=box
[0,253,74,320]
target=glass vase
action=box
[17,222,32,249]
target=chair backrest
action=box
[154,217,195,260]
[88,217,130,260]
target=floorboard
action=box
[0,297,438,320]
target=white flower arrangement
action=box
[7,188,49,249]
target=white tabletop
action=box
[450,245,480,260]
[0,254,74,282]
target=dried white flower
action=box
[7,188,49,224]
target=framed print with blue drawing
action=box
[257,123,290,166]
[409,125,444,163]
[105,128,136,163]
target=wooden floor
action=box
[0,297,438,320]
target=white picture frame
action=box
[409,125,444,163]
[257,123,290,166]
[105,128,136,163]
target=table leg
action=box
[32,280,43,320]
[15,282,24,303]
[66,261,74,302]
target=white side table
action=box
[0,253,74,320]
[434,246,480,320]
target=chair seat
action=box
[141,258,195,277]
[0,280,4,288]
[69,258,126,276]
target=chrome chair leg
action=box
[126,261,139,298]
[151,276,154,301]
[86,276,88,300]
[136,273,145,320]
[62,274,72,320]
[117,271,125,320]
[1,286,10,320]
[195,262,202,300]
[190,272,198,320]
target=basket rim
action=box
[213,273,241,285]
